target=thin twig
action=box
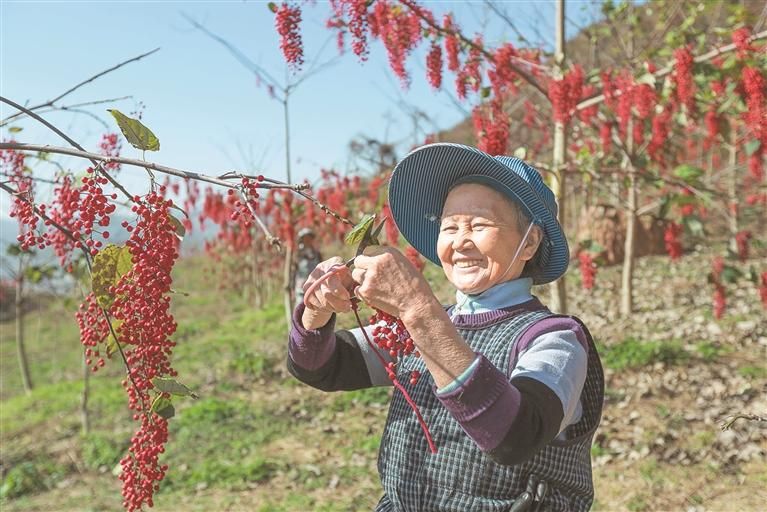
[720,413,767,431]
[1,48,159,124]
[0,96,135,202]
[236,187,282,250]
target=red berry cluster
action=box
[2,148,39,250]
[648,107,672,164]
[663,222,683,261]
[350,302,435,452]
[75,167,118,256]
[732,27,754,57]
[672,46,696,114]
[549,65,584,124]
[99,133,122,172]
[734,230,752,261]
[472,99,510,156]
[227,176,263,227]
[426,43,443,89]
[275,3,304,70]
[76,293,111,372]
[578,252,597,290]
[47,177,81,268]
[371,0,421,87]
[111,192,179,511]
[443,14,460,72]
[488,44,521,98]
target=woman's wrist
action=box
[400,292,443,330]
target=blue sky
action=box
[1,0,600,221]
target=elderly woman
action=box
[287,143,604,512]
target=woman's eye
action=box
[440,225,458,233]
[472,223,490,230]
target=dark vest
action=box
[375,305,604,512]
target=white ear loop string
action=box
[501,220,536,281]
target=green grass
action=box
[599,337,688,370]
[738,365,767,379]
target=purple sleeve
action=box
[288,302,337,371]
[434,354,522,450]
[435,317,588,461]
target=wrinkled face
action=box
[437,183,540,295]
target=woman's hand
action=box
[351,246,437,318]
[301,257,355,329]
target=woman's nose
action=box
[451,228,474,251]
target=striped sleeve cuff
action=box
[436,354,482,395]
[288,302,337,371]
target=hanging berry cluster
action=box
[114,192,180,511]
[370,309,421,385]
[274,3,304,70]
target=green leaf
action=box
[480,86,491,99]
[8,126,22,133]
[107,109,160,152]
[168,213,185,238]
[169,203,189,218]
[344,214,375,246]
[721,55,738,71]
[673,164,704,183]
[267,2,277,13]
[744,140,761,157]
[720,265,742,284]
[150,395,175,419]
[24,267,43,284]
[6,244,21,256]
[513,147,527,159]
[91,245,133,309]
[152,377,199,399]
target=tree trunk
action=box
[15,262,33,394]
[621,167,637,316]
[549,0,568,315]
[620,116,636,317]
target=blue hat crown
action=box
[492,156,558,221]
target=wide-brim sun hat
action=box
[388,143,569,285]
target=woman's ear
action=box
[521,225,543,261]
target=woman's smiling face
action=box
[437,183,541,295]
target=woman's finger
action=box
[319,281,352,311]
[351,267,366,285]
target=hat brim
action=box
[388,143,569,285]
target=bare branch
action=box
[181,12,285,99]
[1,96,135,202]
[1,49,158,125]
[720,413,767,431]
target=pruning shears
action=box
[344,214,387,268]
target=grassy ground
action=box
[1,250,765,511]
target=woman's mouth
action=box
[454,260,482,268]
